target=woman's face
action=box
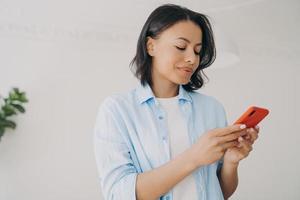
[147,20,202,86]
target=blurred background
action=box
[0,0,299,199]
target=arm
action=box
[136,148,199,200]
[94,102,198,200]
[94,99,139,200]
[218,162,239,200]
[218,127,260,199]
[136,125,247,200]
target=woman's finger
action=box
[247,128,259,143]
[221,140,239,150]
[220,129,247,142]
[237,137,253,152]
[254,125,260,133]
[245,134,251,140]
[238,137,253,153]
[214,124,247,137]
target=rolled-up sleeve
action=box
[93,97,138,200]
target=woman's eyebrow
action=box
[176,37,202,46]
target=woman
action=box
[94,4,259,200]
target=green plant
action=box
[0,88,28,141]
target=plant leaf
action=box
[7,88,28,103]
[2,104,17,116]
[11,103,25,113]
[9,91,19,100]
[19,93,28,103]
[13,88,20,94]
[0,119,16,129]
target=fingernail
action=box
[238,136,243,142]
[240,124,246,129]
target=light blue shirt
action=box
[94,83,228,200]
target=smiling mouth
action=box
[177,67,193,73]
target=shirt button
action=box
[158,116,164,120]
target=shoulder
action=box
[98,88,138,113]
[189,90,228,127]
[189,90,225,110]
[190,90,227,122]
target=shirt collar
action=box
[136,82,193,104]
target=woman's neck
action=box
[151,81,179,98]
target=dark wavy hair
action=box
[130,4,216,92]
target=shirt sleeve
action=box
[216,101,228,174]
[93,97,138,200]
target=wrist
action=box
[184,147,203,170]
[223,160,239,169]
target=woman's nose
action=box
[184,49,198,65]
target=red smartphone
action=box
[234,106,269,128]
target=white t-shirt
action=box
[157,96,198,200]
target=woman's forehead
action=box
[159,21,202,43]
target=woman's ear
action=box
[146,36,155,56]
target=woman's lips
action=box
[177,67,193,74]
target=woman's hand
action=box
[189,124,248,167]
[223,126,260,165]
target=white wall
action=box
[0,0,299,199]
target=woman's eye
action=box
[176,46,201,56]
[175,46,186,51]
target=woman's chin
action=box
[169,75,191,85]
[176,77,190,85]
